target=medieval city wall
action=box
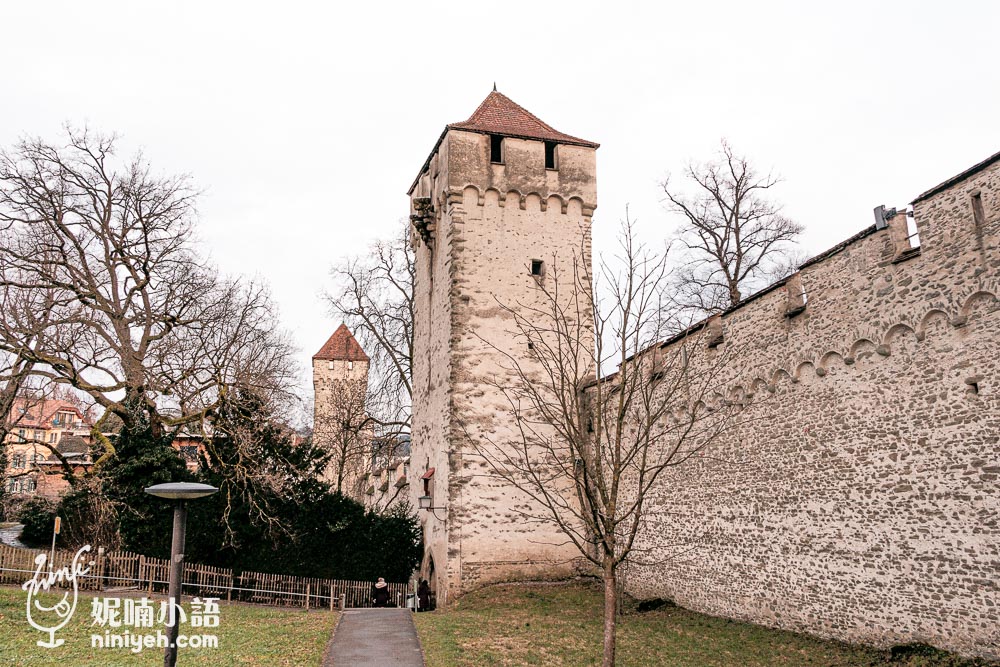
[627,158,999,657]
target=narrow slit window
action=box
[490,135,504,164]
[972,192,986,230]
[530,259,543,276]
[544,141,558,170]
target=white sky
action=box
[4,1,999,396]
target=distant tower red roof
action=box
[314,324,369,362]
[448,91,599,148]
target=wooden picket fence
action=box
[0,543,409,609]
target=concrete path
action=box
[322,608,424,667]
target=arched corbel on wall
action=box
[917,309,951,342]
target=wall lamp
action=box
[418,495,446,519]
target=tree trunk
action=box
[729,283,742,306]
[602,559,617,667]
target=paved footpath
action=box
[322,608,425,667]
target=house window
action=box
[24,478,36,492]
[49,432,56,443]
[544,141,558,170]
[328,361,334,370]
[490,135,504,164]
[530,259,544,277]
[18,428,25,442]
[12,453,25,468]
[34,430,43,441]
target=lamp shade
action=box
[418,495,432,510]
[144,482,219,501]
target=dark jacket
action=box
[417,581,431,611]
[372,584,390,607]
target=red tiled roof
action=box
[6,398,88,429]
[313,324,369,362]
[447,91,599,148]
[408,89,600,195]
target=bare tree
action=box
[0,281,88,495]
[470,220,749,667]
[0,129,296,459]
[662,140,802,319]
[326,221,414,440]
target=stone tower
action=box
[407,91,598,603]
[312,324,371,499]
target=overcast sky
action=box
[4,0,998,396]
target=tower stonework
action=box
[408,91,598,603]
[313,324,371,500]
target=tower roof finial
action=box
[493,81,497,92]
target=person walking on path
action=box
[417,579,431,612]
[372,577,390,607]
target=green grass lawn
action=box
[414,581,995,667]
[0,585,336,666]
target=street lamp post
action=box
[144,482,218,667]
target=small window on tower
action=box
[328,361,334,370]
[490,135,504,164]
[972,192,986,229]
[530,259,544,277]
[544,142,558,170]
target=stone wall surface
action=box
[625,158,1000,658]
[410,132,458,600]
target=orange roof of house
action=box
[313,324,369,362]
[448,91,599,148]
[6,398,89,429]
